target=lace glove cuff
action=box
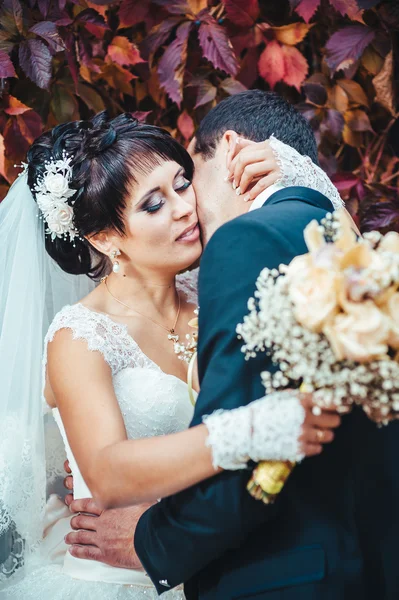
[203,391,305,471]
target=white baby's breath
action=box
[237,209,399,425]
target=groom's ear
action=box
[224,130,241,170]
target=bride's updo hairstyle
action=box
[27,111,194,279]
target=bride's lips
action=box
[176,223,200,243]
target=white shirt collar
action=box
[248,183,284,212]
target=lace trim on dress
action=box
[269,136,344,211]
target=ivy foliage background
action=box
[0,0,398,231]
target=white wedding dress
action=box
[0,141,344,600]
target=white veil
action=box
[0,173,95,580]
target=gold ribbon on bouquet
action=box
[247,383,309,504]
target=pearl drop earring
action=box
[111,249,121,274]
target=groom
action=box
[66,91,399,599]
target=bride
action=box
[0,111,342,599]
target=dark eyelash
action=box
[145,201,164,214]
[176,181,191,192]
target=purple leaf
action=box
[223,0,259,28]
[29,21,65,52]
[0,49,16,78]
[158,21,192,106]
[356,0,380,8]
[38,0,50,17]
[76,8,108,28]
[330,0,359,17]
[64,31,79,90]
[18,39,52,89]
[361,200,399,232]
[303,81,327,106]
[325,25,375,74]
[119,0,150,27]
[220,77,247,95]
[153,0,191,14]
[193,78,217,107]
[321,108,344,139]
[83,0,114,5]
[142,17,181,58]
[198,12,238,76]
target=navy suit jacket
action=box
[135,187,399,600]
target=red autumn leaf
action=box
[325,25,375,73]
[158,21,192,106]
[177,110,194,140]
[293,0,320,23]
[29,21,65,53]
[131,111,152,122]
[223,0,259,28]
[193,78,217,107]
[281,44,308,91]
[258,40,285,89]
[4,95,30,115]
[198,12,239,76]
[18,39,52,89]
[101,63,136,95]
[107,36,144,67]
[331,172,359,194]
[220,77,247,95]
[0,49,16,78]
[119,0,150,27]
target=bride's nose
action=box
[171,195,195,221]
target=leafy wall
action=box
[0,0,398,231]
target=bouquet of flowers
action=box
[237,209,399,504]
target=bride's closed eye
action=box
[143,174,192,215]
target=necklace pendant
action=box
[168,333,179,342]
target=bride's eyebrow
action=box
[134,167,185,207]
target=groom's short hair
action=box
[194,90,319,165]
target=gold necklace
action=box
[101,276,197,363]
[102,275,181,335]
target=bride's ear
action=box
[85,231,114,257]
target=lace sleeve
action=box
[269,135,344,211]
[43,304,141,381]
[176,267,199,304]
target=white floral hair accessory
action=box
[32,150,79,243]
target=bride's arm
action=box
[48,329,339,510]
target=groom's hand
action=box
[65,497,151,569]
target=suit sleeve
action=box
[134,214,304,594]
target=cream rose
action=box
[323,301,389,362]
[43,172,71,198]
[383,292,399,349]
[288,265,339,332]
[46,204,75,237]
[36,192,57,214]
